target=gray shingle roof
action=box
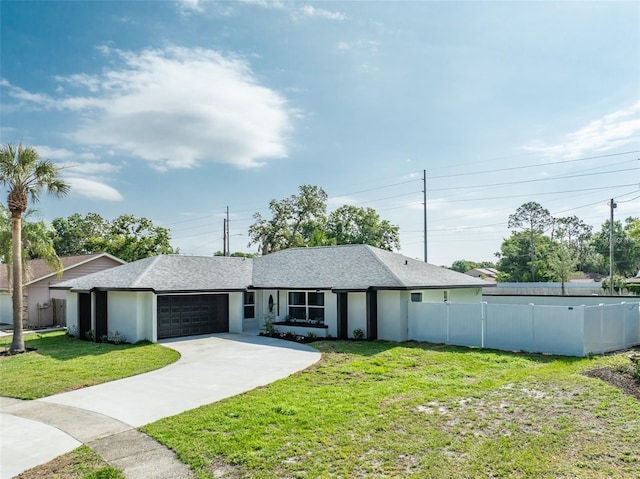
[57,245,489,293]
[56,255,253,292]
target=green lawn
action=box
[0,331,180,399]
[143,340,640,479]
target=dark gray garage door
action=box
[157,294,229,339]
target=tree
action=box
[326,205,400,251]
[248,185,328,254]
[546,243,578,295]
[601,274,627,295]
[553,215,593,271]
[508,202,552,281]
[591,217,640,278]
[52,212,108,256]
[214,251,257,258]
[52,213,177,262]
[90,214,177,262]
[495,231,554,282]
[0,206,63,287]
[0,144,69,353]
[248,185,401,254]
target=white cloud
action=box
[53,73,102,92]
[524,102,640,159]
[30,145,123,200]
[33,145,96,161]
[66,162,120,175]
[239,0,285,8]
[178,0,203,13]
[3,46,294,170]
[298,5,346,21]
[66,177,123,201]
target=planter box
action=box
[273,322,328,338]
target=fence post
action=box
[581,305,586,356]
[481,301,487,349]
[530,303,535,353]
[445,301,450,344]
[599,303,604,354]
[621,302,626,348]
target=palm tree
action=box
[0,205,64,287]
[0,144,69,353]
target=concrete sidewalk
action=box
[0,333,321,478]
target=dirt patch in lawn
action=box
[15,446,121,479]
[584,367,640,401]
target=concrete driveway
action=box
[0,333,321,478]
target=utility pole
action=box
[423,169,428,263]
[222,218,227,256]
[226,206,230,256]
[609,198,617,295]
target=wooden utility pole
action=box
[223,218,227,256]
[423,169,428,263]
[609,198,617,295]
[225,206,230,256]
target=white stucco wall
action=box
[377,290,409,342]
[324,292,337,337]
[108,291,155,343]
[229,291,244,333]
[0,292,12,325]
[66,291,79,334]
[347,292,367,338]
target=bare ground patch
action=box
[584,366,640,401]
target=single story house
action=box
[54,244,490,343]
[0,253,126,328]
[465,267,498,282]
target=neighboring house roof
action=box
[57,255,254,293]
[57,244,490,293]
[465,267,498,278]
[627,270,640,284]
[0,252,126,290]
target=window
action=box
[288,291,325,324]
[411,292,422,302]
[443,290,449,302]
[244,291,255,319]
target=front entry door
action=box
[264,290,279,320]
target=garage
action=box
[157,294,229,339]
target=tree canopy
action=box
[326,205,399,251]
[494,201,640,285]
[449,259,496,274]
[52,213,177,262]
[248,185,400,254]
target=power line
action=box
[428,150,639,179]
[429,167,638,192]
[329,179,421,198]
[435,183,638,203]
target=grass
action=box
[16,446,124,479]
[0,331,180,399]
[142,340,640,479]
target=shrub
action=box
[352,328,365,340]
[630,354,640,379]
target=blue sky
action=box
[1,0,639,266]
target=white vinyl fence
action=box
[408,301,640,357]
